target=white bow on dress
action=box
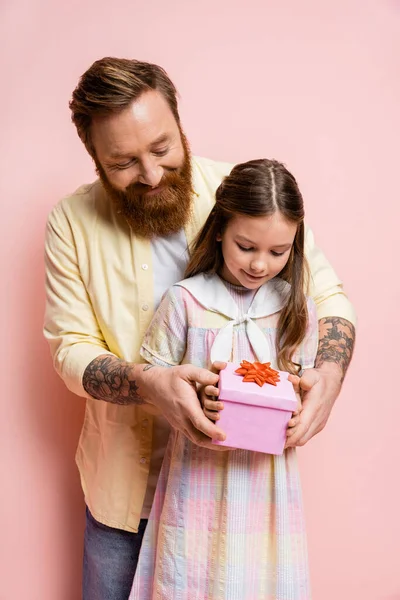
[175,273,290,365]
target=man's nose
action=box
[138,158,163,187]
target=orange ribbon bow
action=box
[235,360,280,387]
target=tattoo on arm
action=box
[82,355,144,405]
[143,364,155,371]
[315,317,355,381]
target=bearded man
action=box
[44,57,356,600]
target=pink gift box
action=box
[212,362,297,455]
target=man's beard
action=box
[96,133,193,239]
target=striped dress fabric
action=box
[129,276,318,600]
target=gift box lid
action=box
[219,362,297,411]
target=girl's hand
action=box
[286,374,303,445]
[199,361,235,450]
[199,361,226,422]
[203,394,224,422]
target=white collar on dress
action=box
[174,273,290,365]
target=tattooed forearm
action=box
[315,317,355,381]
[82,355,144,405]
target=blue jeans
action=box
[83,507,147,600]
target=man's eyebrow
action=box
[108,151,133,159]
[107,135,170,160]
[149,134,170,147]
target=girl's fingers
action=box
[288,374,301,393]
[204,409,220,421]
[204,385,219,398]
[286,422,299,436]
[203,398,224,412]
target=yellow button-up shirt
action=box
[44,156,356,532]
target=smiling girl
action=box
[129,158,318,600]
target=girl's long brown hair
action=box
[185,158,309,374]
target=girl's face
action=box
[217,212,297,289]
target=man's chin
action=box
[122,214,190,239]
[116,194,193,239]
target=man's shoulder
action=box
[52,179,103,214]
[47,179,106,227]
[192,155,234,182]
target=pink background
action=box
[1,0,399,598]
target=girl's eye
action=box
[271,250,285,257]
[237,244,254,252]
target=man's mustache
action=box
[125,169,181,195]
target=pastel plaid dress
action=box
[129,274,318,600]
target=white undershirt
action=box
[151,228,189,306]
[141,229,189,518]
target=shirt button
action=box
[141,263,148,270]
[140,457,147,464]
[142,419,149,427]
[142,304,149,311]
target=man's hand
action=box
[285,363,341,448]
[82,355,226,449]
[286,374,303,436]
[286,316,355,448]
[140,363,227,449]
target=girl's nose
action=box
[250,259,267,274]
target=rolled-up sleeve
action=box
[305,225,356,326]
[44,205,113,397]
